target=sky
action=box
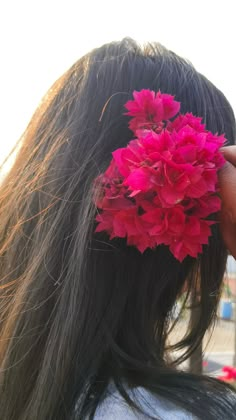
[0,0,236,168]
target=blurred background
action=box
[1,0,236,379]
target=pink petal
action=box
[112,144,141,177]
[95,212,113,233]
[202,170,217,191]
[169,241,188,262]
[159,185,185,206]
[170,113,205,132]
[125,168,152,191]
[187,178,208,198]
[173,145,197,163]
[185,217,201,236]
[156,92,180,120]
[112,216,127,237]
[167,208,185,234]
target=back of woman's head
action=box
[0,38,235,419]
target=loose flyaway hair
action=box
[0,39,236,419]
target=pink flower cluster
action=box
[94,90,226,261]
[218,366,236,382]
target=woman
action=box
[0,38,236,419]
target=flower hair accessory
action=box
[94,90,226,261]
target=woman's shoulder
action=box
[94,386,194,419]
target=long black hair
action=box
[0,38,236,419]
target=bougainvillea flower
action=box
[125,90,180,133]
[94,89,226,261]
[217,366,236,382]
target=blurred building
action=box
[224,256,236,298]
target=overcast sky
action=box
[0,0,235,165]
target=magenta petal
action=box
[112,145,141,177]
[156,92,180,120]
[205,195,221,214]
[202,170,217,191]
[190,195,221,218]
[113,216,127,238]
[112,148,129,176]
[175,174,191,192]
[127,234,150,253]
[167,208,185,234]
[185,217,201,236]
[95,212,113,234]
[159,185,185,205]
[169,241,187,262]
[134,89,155,107]
[158,130,175,151]
[173,145,197,163]
[199,221,212,244]
[125,168,152,191]
[171,113,205,132]
[187,178,208,198]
